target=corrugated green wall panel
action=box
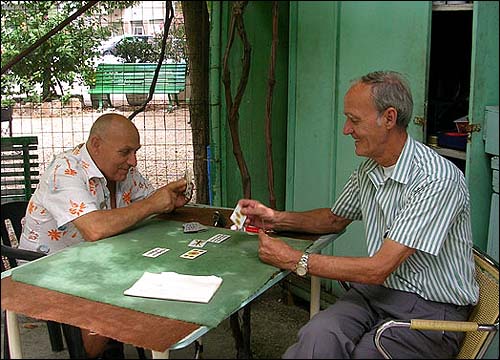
[331,2,431,259]
[218,2,290,208]
[211,0,498,272]
[334,1,431,204]
[286,2,431,260]
[286,1,338,211]
[467,1,499,251]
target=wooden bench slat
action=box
[1,179,39,186]
[1,154,39,161]
[1,136,39,203]
[0,170,40,177]
[1,188,38,196]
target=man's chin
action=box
[354,146,367,157]
[114,173,128,182]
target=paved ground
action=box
[1,282,315,359]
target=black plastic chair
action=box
[1,200,66,358]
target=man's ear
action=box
[384,107,398,129]
[88,135,102,153]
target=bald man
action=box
[19,113,190,357]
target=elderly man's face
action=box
[92,121,141,182]
[342,83,389,160]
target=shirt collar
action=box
[391,135,414,185]
[79,143,105,180]
[367,135,415,186]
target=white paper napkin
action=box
[124,271,223,303]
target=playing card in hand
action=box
[230,204,247,230]
[184,169,194,199]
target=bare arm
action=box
[259,233,415,285]
[307,238,416,284]
[273,208,351,234]
[73,179,188,241]
[238,199,352,234]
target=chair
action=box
[1,200,65,359]
[1,136,40,204]
[374,246,499,359]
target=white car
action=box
[98,34,153,56]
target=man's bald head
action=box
[89,113,138,140]
[87,113,141,182]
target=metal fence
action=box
[1,1,196,200]
[1,97,195,199]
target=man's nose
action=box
[128,153,137,167]
[343,120,353,135]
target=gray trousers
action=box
[283,283,471,359]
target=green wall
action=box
[286,1,338,212]
[210,0,498,262]
[211,2,290,209]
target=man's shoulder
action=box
[45,145,88,174]
[414,141,462,174]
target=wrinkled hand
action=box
[258,230,298,270]
[149,178,189,213]
[237,198,275,228]
[167,178,191,208]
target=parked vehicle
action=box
[98,34,153,56]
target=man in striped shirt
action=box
[238,71,478,358]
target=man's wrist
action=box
[294,252,310,276]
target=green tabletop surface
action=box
[11,217,312,328]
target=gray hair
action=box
[355,71,413,128]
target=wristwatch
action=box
[295,252,310,277]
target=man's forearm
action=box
[273,208,349,234]
[73,197,157,241]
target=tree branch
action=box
[264,1,278,209]
[221,1,252,199]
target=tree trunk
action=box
[181,1,210,205]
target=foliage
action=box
[162,22,187,63]
[1,96,15,108]
[114,37,157,63]
[0,1,136,102]
[114,23,187,64]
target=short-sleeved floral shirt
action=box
[19,143,154,254]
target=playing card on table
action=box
[183,222,208,233]
[188,239,208,248]
[142,247,170,258]
[180,249,207,259]
[230,204,247,230]
[207,233,231,244]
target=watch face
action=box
[296,265,307,276]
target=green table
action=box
[2,205,339,358]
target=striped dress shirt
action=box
[332,136,479,305]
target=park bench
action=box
[1,136,39,204]
[88,62,187,109]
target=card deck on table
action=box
[188,239,208,248]
[230,204,247,230]
[180,249,207,259]
[142,247,170,258]
[183,222,208,233]
[207,233,231,244]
